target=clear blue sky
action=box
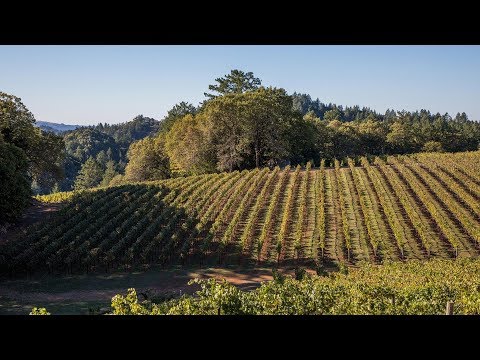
[1,45,479,125]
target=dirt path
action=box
[0,199,62,246]
[0,267,284,314]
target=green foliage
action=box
[35,190,79,203]
[294,267,306,280]
[0,91,64,195]
[164,114,216,176]
[204,69,261,99]
[422,140,444,153]
[62,128,120,191]
[124,135,170,182]
[110,288,155,315]
[98,259,480,315]
[92,115,160,147]
[101,160,119,187]
[61,116,161,191]
[158,102,197,134]
[0,142,31,223]
[29,307,50,315]
[0,91,37,150]
[74,157,103,190]
[166,87,298,174]
[5,150,480,275]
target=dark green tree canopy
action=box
[159,101,197,133]
[204,69,262,99]
[0,91,64,196]
[0,142,31,223]
[91,115,160,147]
[0,92,37,150]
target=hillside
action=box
[2,150,480,274]
[35,121,81,134]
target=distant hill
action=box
[36,121,82,134]
[55,116,160,192]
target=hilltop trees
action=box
[120,69,480,179]
[204,69,262,99]
[165,87,300,174]
[158,102,197,133]
[91,115,160,147]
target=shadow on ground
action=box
[0,266,279,315]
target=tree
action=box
[124,135,170,182]
[159,102,197,133]
[96,150,108,169]
[0,91,64,194]
[357,119,387,155]
[202,97,245,172]
[74,157,103,190]
[386,121,418,154]
[241,87,294,168]
[0,92,37,150]
[164,114,216,175]
[62,128,120,191]
[166,87,312,173]
[101,160,119,187]
[28,130,65,193]
[323,108,341,121]
[0,142,31,224]
[204,69,261,99]
[91,115,160,146]
[422,141,444,153]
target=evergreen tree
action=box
[101,160,119,187]
[96,150,108,169]
[74,157,103,190]
[204,69,261,99]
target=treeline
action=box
[118,70,480,181]
[58,104,196,192]
[59,115,160,192]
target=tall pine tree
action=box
[74,157,103,190]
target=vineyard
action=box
[2,150,480,274]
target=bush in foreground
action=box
[30,259,480,315]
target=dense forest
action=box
[1,69,480,225]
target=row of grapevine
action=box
[334,160,352,261]
[413,157,480,218]
[239,167,280,256]
[348,160,381,258]
[198,170,260,256]
[374,157,447,257]
[400,157,480,248]
[277,165,302,262]
[426,155,480,200]
[387,156,467,256]
[293,162,311,259]
[257,166,291,261]
[342,162,372,262]
[324,169,343,261]
[360,157,408,258]
[219,168,271,251]
[311,160,325,259]
[4,150,480,274]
